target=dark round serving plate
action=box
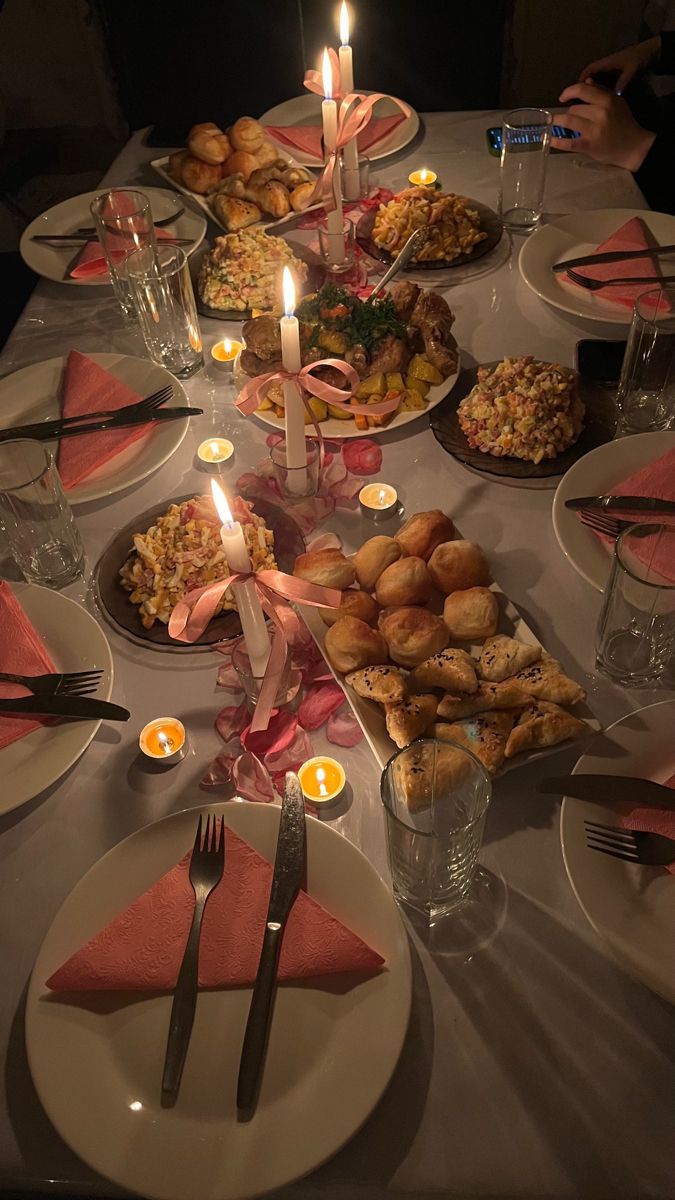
[430,363,617,480]
[356,199,503,271]
[94,493,305,653]
[193,241,325,323]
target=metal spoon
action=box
[367,229,427,300]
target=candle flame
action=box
[158,731,174,754]
[317,766,327,797]
[339,1,350,45]
[322,47,332,100]
[282,265,296,317]
[210,477,233,526]
[224,337,231,355]
[210,441,220,456]
[420,169,428,184]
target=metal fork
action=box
[578,508,630,539]
[0,385,173,443]
[585,820,675,866]
[162,814,225,1105]
[0,668,103,697]
[567,266,675,290]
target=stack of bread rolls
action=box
[294,510,589,787]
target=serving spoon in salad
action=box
[367,229,427,301]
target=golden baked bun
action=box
[353,535,402,591]
[212,194,260,232]
[230,116,265,153]
[181,155,222,194]
[324,616,388,674]
[187,122,231,165]
[428,540,490,594]
[442,587,499,640]
[221,151,259,183]
[254,139,279,167]
[320,590,380,627]
[395,510,455,560]
[375,556,432,607]
[290,181,316,212]
[167,150,189,181]
[245,180,291,218]
[293,548,355,590]
[379,606,449,668]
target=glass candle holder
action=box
[270,438,321,499]
[231,630,294,709]
[318,219,356,276]
[90,188,158,320]
[358,155,372,199]
[0,439,85,588]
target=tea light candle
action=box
[139,717,187,765]
[359,482,399,520]
[298,756,346,804]
[408,168,438,189]
[210,337,242,369]
[197,438,234,468]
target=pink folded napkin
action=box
[56,350,154,491]
[562,217,673,311]
[0,581,57,751]
[265,114,406,162]
[585,446,675,582]
[69,226,173,280]
[47,824,385,991]
[618,771,675,874]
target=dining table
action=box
[1,109,674,1200]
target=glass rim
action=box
[317,218,356,237]
[503,107,553,130]
[270,440,320,467]
[0,438,51,488]
[90,188,151,220]
[380,736,492,837]
[634,285,675,323]
[125,243,188,281]
[614,521,675,591]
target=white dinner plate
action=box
[1,582,113,814]
[0,353,189,505]
[26,801,411,1200]
[260,93,420,166]
[560,700,675,1005]
[519,208,675,326]
[20,187,206,286]
[552,431,675,591]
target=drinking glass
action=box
[381,738,492,924]
[498,108,552,232]
[90,188,158,320]
[616,287,675,434]
[596,522,675,687]
[0,440,85,588]
[317,219,356,276]
[358,155,371,199]
[231,631,294,709]
[126,245,204,379]
[270,438,321,499]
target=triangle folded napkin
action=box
[70,226,173,281]
[264,114,406,162]
[561,216,673,311]
[47,825,385,991]
[56,350,154,491]
[583,445,675,582]
[0,580,57,751]
[618,772,675,875]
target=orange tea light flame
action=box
[298,757,346,804]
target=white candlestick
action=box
[280,266,307,494]
[339,4,360,201]
[321,49,345,264]
[211,481,270,678]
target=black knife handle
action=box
[161,894,207,1103]
[237,922,282,1117]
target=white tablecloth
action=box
[1,112,674,1199]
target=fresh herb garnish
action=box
[297,284,405,352]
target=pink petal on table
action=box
[298,681,346,730]
[265,432,284,448]
[322,440,343,456]
[241,708,298,758]
[216,660,241,690]
[322,456,348,488]
[232,752,275,803]
[326,708,364,747]
[306,530,343,553]
[200,751,237,791]
[287,667,303,702]
[215,700,250,743]
[342,439,382,476]
[266,725,313,776]
[235,471,280,504]
[284,495,335,535]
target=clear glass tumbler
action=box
[126,245,204,379]
[317,219,356,276]
[381,738,492,924]
[616,287,675,434]
[231,631,294,709]
[596,522,675,687]
[0,440,85,588]
[270,438,321,499]
[90,188,158,320]
[498,107,552,232]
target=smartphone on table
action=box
[486,125,580,156]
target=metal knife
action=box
[0,407,202,443]
[237,772,306,1117]
[552,243,675,273]
[31,234,193,246]
[539,774,675,806]
[565,495,675,515]
[0,696,130,721]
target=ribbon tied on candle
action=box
[310,92,412,213]
[169,569,342,733]
[304,47,345,102]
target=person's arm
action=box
[654,30,675,74]
[551,82,655,170]
[635,129,675,213]
[578,36,661,92]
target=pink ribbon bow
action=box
[168,569,342,733]
[311,92,412,212]
[236,358,400,429]
[303,48,344,102]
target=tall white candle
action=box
[339,2,360,201]
[279,266,307,494]
[321,47,345,264]
[210,479,270,678]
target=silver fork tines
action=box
[584,820,675,866]
[0,668,104,696]
[579,509,628,539]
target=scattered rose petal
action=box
[285,495,335,535]
[232,752,275,803]
[342,439,382,476]
[241,709,298,758]
[200,751,237,791]
[265,432,284,448]
[322,456,348,489]
[215,700,250,743]
[306,530,343,553]
[286,667,303,703]
[216,660,241,689]
[298,681,346,730]
[326,708,364,747]
[266,725,313,776]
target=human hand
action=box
[551,82,656,171]
[578,36,661,94]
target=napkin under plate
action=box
[265,115,406,162]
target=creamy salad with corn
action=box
[197,229,308,313]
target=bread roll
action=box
[247,165,286,188]
[395,510,455,560]
[290,181,316,212]
[254,139,279,167]
[428,540,490,594]
[167,150,189,180]
[230,116,265,153]
[293,548,355,590]
[324,616,388,674]
[442,587,499,640]
[379,606,449,668]
[181,155,222,194]
[385,694,438,749]
[346,665,407,704]
[222,151,259,182]
[245,179,290,218]
[375,556,432,607]
[320,589,379,627]
[353,536,402,591]
[212,195,260,232]
[187,122,231,164]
